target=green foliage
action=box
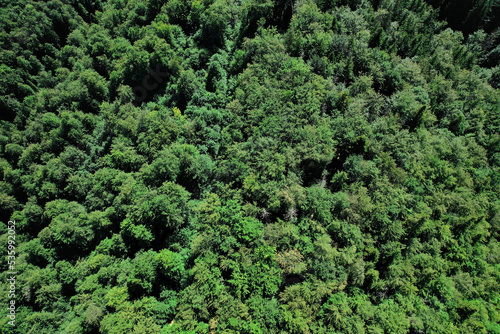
[156,249,185,287]
[0,0,499,332]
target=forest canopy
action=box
[0,0,499,333]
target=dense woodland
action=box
[0,0,499,332]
